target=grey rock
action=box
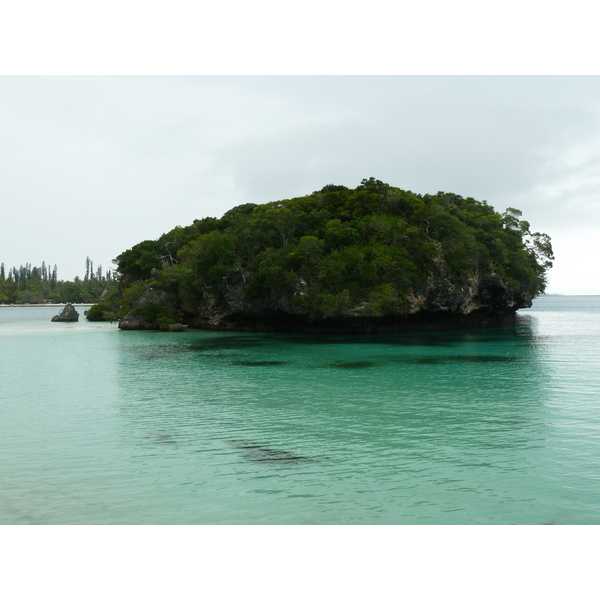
[118,314,151,330]
[184,266,532,332]
[117,286,179,331]
[51,303,79,322]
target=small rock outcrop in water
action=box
[51,303,79,322]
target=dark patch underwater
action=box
[231,360,289,367]
[231,441,318,465]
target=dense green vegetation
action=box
[115,178,554,323]
[0,257,118,307]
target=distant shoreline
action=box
[0,303,95,307]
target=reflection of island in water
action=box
[5,297,599,524]
[115,315,550,479]
[104,304,600,525]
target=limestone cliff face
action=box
[404,268,532,316]
[118,266,532,333]
[196,274,529,332]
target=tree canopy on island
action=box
[113,178,554,325]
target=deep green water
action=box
[1,297,599,524]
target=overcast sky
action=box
[1,75,599,294]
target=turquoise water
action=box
[1,297,599,524]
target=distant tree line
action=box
[0,257,118,304]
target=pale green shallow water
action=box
[1,297,599,524]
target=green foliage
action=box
[142,302,183,331]
[0,259,119,306]
[115,240,164,285]
[119,282,146,317]
[85,302,118,322]
[16,289,44,304]
[182,231,236,283]
[114,179,554,321]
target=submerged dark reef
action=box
[231,441,319,465]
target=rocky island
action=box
[97,179,554,332]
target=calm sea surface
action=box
[1,297,599,524]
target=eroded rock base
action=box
[186,309,518,334]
